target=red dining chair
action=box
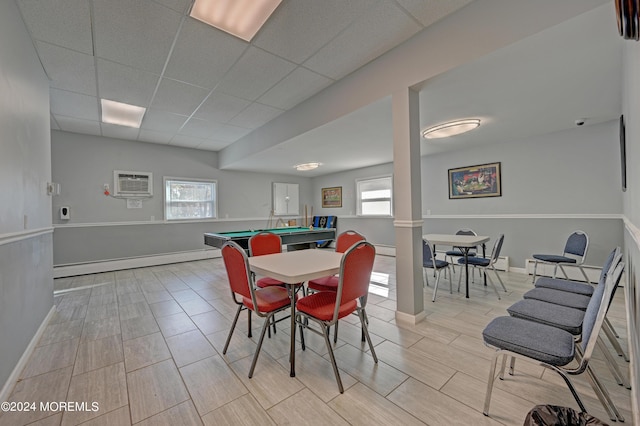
[249,232,286,288]
[221,241,294,378]
[307,230,366,343]
[296,241,379,393]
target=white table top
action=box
[423,234,490,247]
[249,249,343,284]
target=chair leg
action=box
[597,337,631,388]
[491,266,507,292]
[334,321,339,344]
[448,266,453,294]
[584,364,624,422]
[223,305,243,354]
[484,272,501,300]
[498,354,507,380]
[508,356,516,376]
[483,351,500,416]
[359,308,378,363]
[298,314,306,351]
[578,265,591,284]
[432,270,442,302]
[552,367,589,415]
[321,322,344,393]
[604,317,620,338]
[532,260,539,283]
[422,268,429,288]
[248,312,274,378]
[247,310,252,338]
[603,318,629,361]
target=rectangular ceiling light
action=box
[100,99,146,128]
[189,0,282,42]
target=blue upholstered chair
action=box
[482,260,625,422]
[445,228,477,277]
[531,231,590,283]
[457,234,507,299]
[423,239,452,302]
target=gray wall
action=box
[51,131,313,265]
[312,121,624,268]
[0,0,53,391]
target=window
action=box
[164,178,217,220]
[356,176,393,216]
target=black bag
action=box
[523,405,608,426]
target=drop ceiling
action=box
[18,0,622,177]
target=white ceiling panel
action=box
[179,117,227,139]
[97,59,160,108]
[18,0,93,54]
[304,1,422,79]
[151,78,210,116]
[138,129,173,144]
[206,123,252,143]
[36,41,96,96]
[193,92,251,123]
[163,18,248,89]
[101,123,141,141]
[215,47,297,101]
[198,139,229,151]
[252,0,376,64]
[50,89,99,121]
[53,115,101,136]
[169,134,207,148]
[92,0,182,74]
[151,0,191,14]
[229,103,284,130]
[140,109,189,133]
[258,67,334,110]
[396,0,474,27]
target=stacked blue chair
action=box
[531,230,590,283]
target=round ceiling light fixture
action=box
[295,162,321,171]
[422,119,481,139]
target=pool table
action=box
[204,226,336,251]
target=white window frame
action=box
[164,177,217,221]
[356,175,393,217]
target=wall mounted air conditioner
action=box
[113,170,153,197]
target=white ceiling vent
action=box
[113,170,153,197]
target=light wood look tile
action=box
[20,338,79,379]
[206,329,258,363]
[135,401,202,426]
[143,290,173,304]
[118,300,151,320]
[170,289,200,303]
[149,299,184,318]
[84,303,119,323]
[165,330,216,367]
[156,312,197,337]
[201,394,274,426]
[38,319,84,347]
[73,334,124,375]
[139,282,165,294]
[25,413,63,426]
[178,297,214,316]
[123,332,171,372]
[189,309,231,335]
[365,317,423,347]
[267,388,349,425]
[88,292,117,307]
[179,355,248,416]
[50,304,88,325]
[81,316,121,342]
[77,406,131,426]
[63,363,128,425]
[120,314,160,341]
[117,292,147,307]
[126,359,189,424]
[329,383,425,426]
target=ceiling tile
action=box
[92,0,182,74]
[138,129,174,144]
[304,1,422,79]
[35,41,96,96]
[97,59,160,107]
[258,67,333,110]
[164,18,248,89]
[50,89,99,121]
[198,139,229,151]
[151,78,210,116]
[53,115,101,136]
[396,0,474,27]
[169,134,207,149]
[18,0,93,54]
[216,47,297,101]
[229,103,284,129]
[140,109,189,133]
[193,92,251,123]
[253,0,375,64]
[151,0,191,13]
[101,123,141,141]
[179,117,224,139]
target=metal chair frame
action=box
[423,238,453,302]
[457,234,507,299]
[532,230,590,284]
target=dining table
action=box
[248,249,343,377]
[423,234,490,298]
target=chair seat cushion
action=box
[256,277,285,288]
[523,288,590,310]
[308,275,338,292]
[533,254,577,264]
[445,249,476,257]
[425,259,449,269]
[244,286,292,313]
[482,316,575,366]
[507,299,585,335]
[458,256,489,266]
[296,291,357,321]
[535,277,594,296]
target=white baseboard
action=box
[0,306,55,403]
[53,250,221,278]
[395,310,428,325]
[525,258,601,283]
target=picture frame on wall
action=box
[321,186,342,208]
[620,114,627,192]
[448,162,502,199]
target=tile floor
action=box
[0,255,633,425]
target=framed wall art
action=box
[448,162,502,199]
[321,186,342,208]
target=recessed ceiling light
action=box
[422,119,481,139]
[295,162,321,171]
[100,99,146,128]
[189,0,282,42]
